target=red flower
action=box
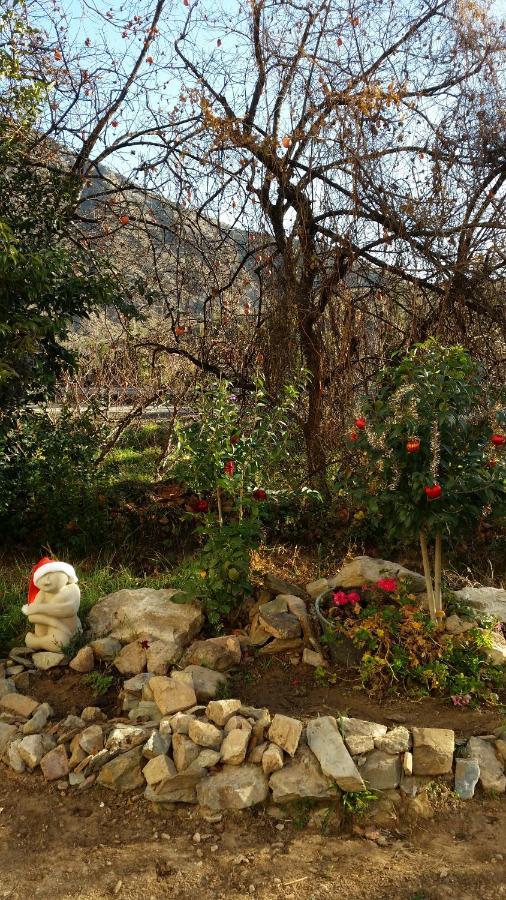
[424,484,442,501]
[491,434,506,447]
[332,591,350,606]
[376,578,397,592]
[354,417,366,429]
[195,499,209,512]
[347,591,361,603]
[350,431,359,442]
[224,460,235,477]
[140,639,150,650]
[252,488,267,501]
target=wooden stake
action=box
[216,485,223,527]
[419,530,436,621]
[434,531,442,615]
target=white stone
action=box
[345,734,375,756]
[302,648,326,668]
[105,724,148,752]
[220,728,250,765]
[31,651,66,670]
[306,716,365,791]
[403,751,413,776]
[328,556,426,592]
[412,728,455,776]
[188,718,223,750]
[466,737,505,793]
[375,726,411,754]
[87,588,203,647]
[194,749,221,768]
[18,733,55,769]
[89,637,122,661]
[196,764,269,810]
[454,586,506,623]
[262,743,284,776]
[206,699,242,726]
[341,717,388,740]
[481,630,506,666]
[269,745,336,803]
[143,754,176,785]
[150,676,197,716]
[359,750,402,790]
[6,739,25,773]
[267,714,303,757]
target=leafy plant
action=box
[84,671,113,698]
[341,789,378,816]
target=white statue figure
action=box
[22,557,81,652]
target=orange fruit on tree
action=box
[282,136,292,149]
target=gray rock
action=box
[79,725,104,755]
[87,588,203,647]
[412,728,455,776]
[306,716,365,791]
[145,766,207,803]
[18,733,55,769]
[128,701,162,723]
[168,712,195,734]
[143,731,171,759]
[224,715,253,734]
[122,673,153,695]
[22,702,52,735]
[105,724,148,752]
[345,735,375,756]
[40,745,69,781]
[146,638,183,674]
[479,630,506,666]
[258,599,301,640]
[196,764,269,810]
[445,614,474,635]
[328,556,426,592]
[454,758,480,800]
[268,714,303,757]
[0,693,39,718]
[182,636,241,672]
[0,679,16,699]
[182,665,228,702]
[375,727,411,754]
[113,641,147,676]
[341,717,388,740]
[97,746,145,792]
[454,586,506,623]
[6,739,25,773]
[466,737,506,793]
[359,750,402,790]
[263,574,306,598]
[89,637,122,661]
[150,676,197,716]
[269,744,336,803]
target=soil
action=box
[27,669,123,720]
[1,767,505,900]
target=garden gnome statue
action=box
[22,557,81,652]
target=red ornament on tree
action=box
[195,499,209,512]
[424,484,442,501]
[354,417,366,429]
[350,431,359,442]
[491,434,506,447]
[252,488,267,501]
[406,437,420,453]
[224,460,235,477]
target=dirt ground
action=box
[1,767,505,900]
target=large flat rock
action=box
[196,764,269,810]
[269,745,335,803]
[328,556,426,593]
[455,586,506,624]
[87,589,203,647]
[306,716,365,791]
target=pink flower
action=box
[376,577,398,592]
[347,592,361,604]
[332,591,349,606]
[451,694,471,707]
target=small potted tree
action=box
[348,340,505,621]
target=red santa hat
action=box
[27,557,78,604]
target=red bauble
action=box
[424,484,442,501]
[252,488,267,501]
[491,434,506,447]
[354,417,366,429]
[406,438,420,453]
[224,460,235,477]
[195,499,209,512]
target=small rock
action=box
[481,630,506,666]
[182,666,228,702]
[172,733,200,771]
[412,727,455,776]
[0,693,39,719]
[168,711,195,734]
[0,722,18,754]
[194,749,221,768]
[105,724,148,753]
[146,639,183,674]
[224,716,253,734]
[31,651,66,671]
[206,699,242,727]
[262,743,284,776]
[143,731,171,759]
[89,637,122,661]
[69,771,85,786]
[6,739,26,773]
[145,766,207,803]
[328,557,426,593]
[248,742,268,764]
[341,717,388,740]
[403,751,413,776]
[40,745,69,781]
[182,636,241,672]
[81,707,107,723]
[302,648,326,668]
[345,735,375,756]
[188,719,223,750]
[69,646,95,673]
[79,725,104,756]
[0,679,16,700]
[466,737,506,792]
[97,746,145,792]
[18,733,55,769]
[22,702,52,735]
[143,754,177,785]
[445,614,474,635]
[375,727,411,754]
[268,714,303,757]
[220,729,250,765]
[128,701,161,723]
[258,600,301,640]
[150,676,197,716]
[454,758,480,800]
[196,764,269,810]
[113,641,147,676]
[359,750,402,790]
[496,740,506,765]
